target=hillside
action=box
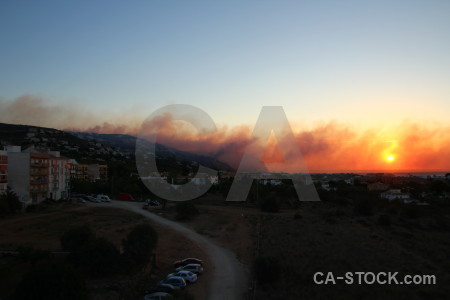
[0,123,232,171]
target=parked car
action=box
[145,284,178,295]
[118,193,135,201]
[173,258,203,268]
[157,283,180,291]
[97,194,111,202]
[158,277,186,289]
[144,292,174,300]
[81,195,97,202]
[167,270,197,283]
[176,263,203,275]
[147,199,161,206]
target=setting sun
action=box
[387,155,395,162]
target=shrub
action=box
[60,225,95,252]
[69,237,129,277]
[0,186,22,214]
[13,262,87,300]
[16,246,50,265]
[253,256,281,284]
[122,223,158,267]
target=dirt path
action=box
[102,200,248,300]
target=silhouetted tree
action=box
[60,225,95,252]
[69,237,129,277]
[122,223,158,267]
[0,186,22,214]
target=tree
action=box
[122,223,158,267]
[60,225,95,252]
[69,237,129,277]
[0,186,22,214]
[14,262,87,300]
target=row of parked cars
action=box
[144,258,204,300]
[142,199,162,209]
[70,193,111,203]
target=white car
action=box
[176,263,203,275]
[97,194,111,202]
[167,270,197,283]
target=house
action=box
[368,182,389,191]
[69,163,108,182]
[380,189,410,201]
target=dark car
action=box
[158,277,186,289]
[144,292,174,300]
[144,284,177,295]
[173,258,203,268]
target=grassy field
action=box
[255,201,450,299]
[0,202,210,299]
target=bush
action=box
[175,202,199,220]
[122,223,158,267]
[13,261,87,300]
[16,246,51,265]
[253,256,281,284]
[69,237,130,277]
[0,186,22,214]
[60,225,95,252]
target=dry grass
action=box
[255,202,450,299]
[0,203,209,299]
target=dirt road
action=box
[102,200,248,300]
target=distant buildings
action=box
[380,189,410,201]
[367,182,390,191]
[2,145,108,207]
[69,163,108,182]
[5,145,68,205]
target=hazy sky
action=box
[1,0,449,127]
[1,1,450,171]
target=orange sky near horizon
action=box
[0,96,448,172]
[137,114,450,173]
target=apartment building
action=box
[48,151,70,201]
[5,146,71,205]
[70,163,108,182]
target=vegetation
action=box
[13,262,87,300]
[0,186,22,214]
[122,223,158,268]
[60,225,95,252]
[70,237,131,277]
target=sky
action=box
[1,1,450,172]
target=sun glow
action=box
[387,155,395,162]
